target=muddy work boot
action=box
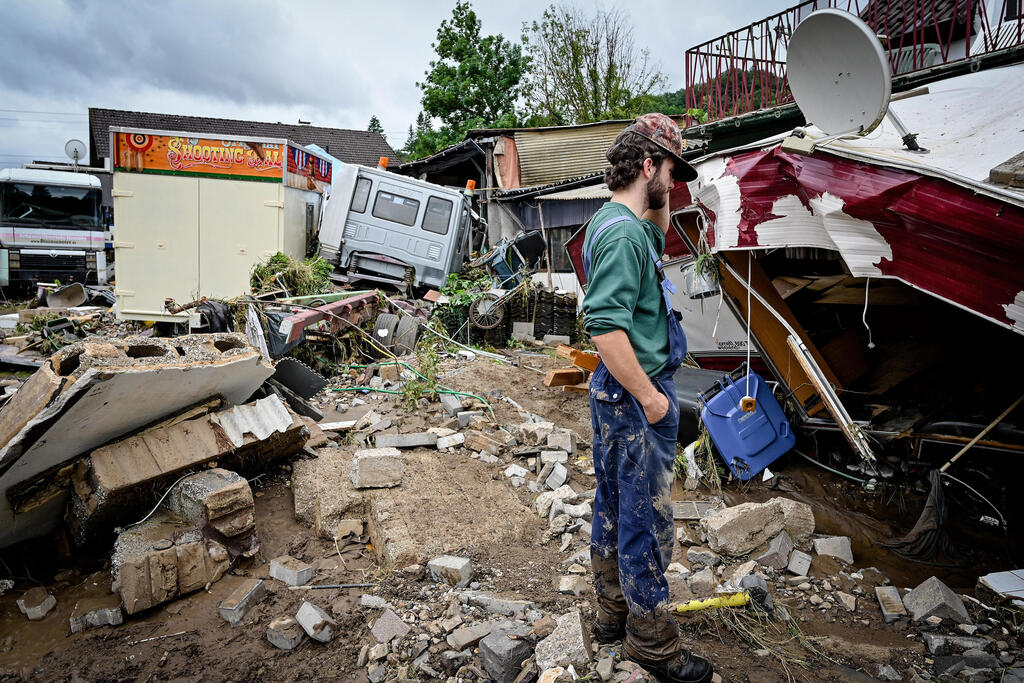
[624,609,714,683]
[593,615,626,644]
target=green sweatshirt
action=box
[581,202,670,377]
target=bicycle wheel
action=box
[469,293,504,329]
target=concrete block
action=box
[545,462,568,490]
[460,590,538,616]
[516,421,555,446]
[440,393,463,417]
[266,615,305,650]
[374,432,437,449]
[771,497,815,546]
[812,536,853,565]
[351,447,404,489]
[534,485,576,516]
[756,530,794,570]
[904,576,971,624]
[447,620,496,650]
[270,555,313,586]
[787,549,812,576]
[296,600,337,642]
[17,587,56,620]
[429,555,473,588]
[875,586,908,623]
[504,464,530,479]
[688,567,717,597]
[546,430,576,454]
[535,610,591,671]
[543,334,571,346]
[701,500,785,555]
[686,546,721,567]
[540,450,568,464]
[437,433,465,449]
[480,621,534,683]
[69,595,123,632]
[511,322,536,341]
[219,578,266,626]
[335,519,363,538]
[465,430,504,454]
[556,575,590,595]
[457,411,485,428]
[371,607,411,643]
[163,467,258,558]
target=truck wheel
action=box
[469,293,504,329]
[373,313,400,351]
[393,316,420,355]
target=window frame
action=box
[350,177,371,213]
[371,189,420,227]
[422,195,454,235]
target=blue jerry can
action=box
[698,372,795,481]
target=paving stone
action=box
[437,433,465,449]
[904,576,971,624]
[535,610,591,671]
[219,578,267,625]
[545,463,568,490]
[68,595,123,633]
[447,620,496,650]
[17,587,56,620]
[270,555,313,587]
[546,431,576,455]
[440,393,463,417]
[266,615,305,650]
[374,432,438,449]
[428,555,473,588]
[296,600,337,642]
[686,546,721,567]
[351,447,404,489]
[371,607,411,643]
[480,621,534,683]
[756,530,794,570]
[540,450,569,464]
[812,536,854,565]
[875,586,907,623]
[787,549,812,576]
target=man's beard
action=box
[647,174,668,210]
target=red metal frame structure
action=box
[685,0,1024,122]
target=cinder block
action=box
[374,432,437,449]
[351,447,404,489]
[428,555,473,588]
[270,555,313,587]
[440,393,463,416]
[219,578,267,625]
[267,615,305,649]
[296,601,337,642]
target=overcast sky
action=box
[0,0,786,167]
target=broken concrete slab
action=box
[812,536,854,565]
[351,447,404,489]
[701,500,784,556]
[465,430,504,454]
[296,600,337,642]
[267,615,305,650]
[481,621,534,683]
[447,620,496,651]
[374,432,438,449]
[836,591,856,612]
[540,450,568,465]
[292,447,366,539]
[515,422,555,446]
[111,515,230,615]
[545,462,568,490]
[756,530,794,570]
[534,485,577,516]
[546,430,576,455]
[875,585,908,623]
[459,591,539,616]
[17,587,56,620]
[772,497,815,546]
[428,555,473,588]
[68,395,304,547]
[69,594,123,632]
[904,576,971,624]
[164,468,258,558]
[976,568,1024,606]
[504,464,530,479]
[672,499,724,521]
[371,607,411,643]
[0,333,273,549]
[270,555,313,587]
[922,633,991,655]
[219,578,266,626]
[437,433,465,450]
[535,610,591,671]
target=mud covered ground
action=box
[0,353,1019,682]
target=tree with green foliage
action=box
[406,1,530,159]
[522,5,665,125]
[367,115,385,140]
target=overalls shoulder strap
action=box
[582,216,631,278]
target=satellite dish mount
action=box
[65,139,87,172]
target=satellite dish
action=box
[65,139,87,171]
[787,9,891,136]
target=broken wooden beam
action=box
[544,368,586,387]
[562,382,590,393]
[555,345,600,373]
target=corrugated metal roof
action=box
[515,122,626,187]
[537,183,612,200]
[210,395,296,447]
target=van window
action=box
[372,190,419,226]
[351,178,371,213]
[422,196,453,235]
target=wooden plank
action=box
[569,350,600,373]
[544,368,586,387]
[562,382,590,393]
[556,345,576,360]
[772,276,812,300]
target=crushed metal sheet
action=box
[210,395,297,447]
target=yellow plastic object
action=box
[671,592,750,613]
[740,396,757,412]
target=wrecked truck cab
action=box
[317,159,475,292]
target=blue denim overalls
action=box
[583,215,687,621]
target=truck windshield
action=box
[0,182,101,229]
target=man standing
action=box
[582,113,714,683]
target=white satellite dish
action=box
[787,9,891,137]
[65,138,87,171]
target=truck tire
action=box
[393,316,420,355]
[373,313,400,351]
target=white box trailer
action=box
[111,127,332,322]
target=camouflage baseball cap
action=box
[625,112,697,182]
